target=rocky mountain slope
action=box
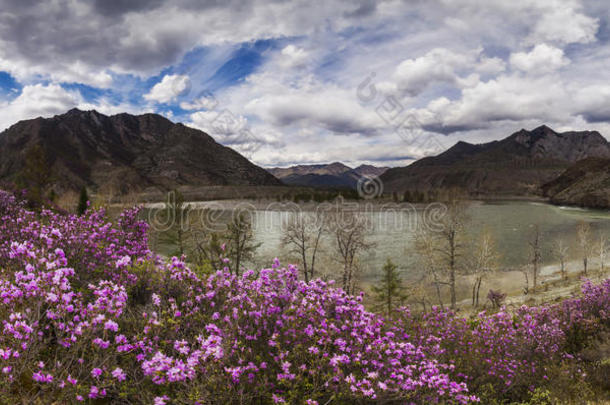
[0,109,281,194]
[268,163,389,189]
[381,125,610,197]
[542,157,610,209]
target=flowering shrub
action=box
[395,278,610,402]
[0,190,150,287]
[0,189,607,404]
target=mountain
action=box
[268,163,389,189]
[267,162,352,178]
[542,157,610,209]
[0,109,281,194]
[381,125,610,197]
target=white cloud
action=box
[0,84,146,131]
[180,95,219,111]
[510,44,570,74]
[391,48,474,96]
[528,4,599,45]
[280,45,309,69]
[144,74,191,104]
[0,84,81,130]
[415,74,572,132]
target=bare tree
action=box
[469,231,498,307]
[413,197,469,310]
[414,227,446,309]
[225,213,259,276]
[528,225,542,293]
[552,238,569,281]
[281,211,326,282]
[577,222,593,275]
[436,198,469,309]
[329,209,374,294]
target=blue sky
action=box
[1,0,610,167]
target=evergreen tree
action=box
[77,186,89,215]
[372,259,407,318]
[19,144,53,205]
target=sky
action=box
[1,0,610,168]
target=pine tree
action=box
[372,259,407,318]
[77,186,89,215]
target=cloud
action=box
[280,45,309,69]
[180,94,219,111]
[0,84,81,130]
[0,83,145,131]
[144,74,191,104]
[528,4,599,45]
[188,109,283,157]
[391,48,475,96]
[510,44,570,74]
[414,74,572,133]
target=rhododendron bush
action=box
[0,190,608,404]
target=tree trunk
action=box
[476,278,482,307]
[449,231,457,310]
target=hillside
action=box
[0,109,281,194]
[268,163,389,189]
[542,157,610,209]
[381,125,610,196]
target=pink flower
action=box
[112,367,126,381]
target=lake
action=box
[144,199,610,285]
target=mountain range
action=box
[0,110,608,208]
[381,125,610,199]
[267,163,388,189]
[0,109,280,194]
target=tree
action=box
[372,259,407,318]
[469,231,498,307]
[414,227,445,308]
[281,211,326,282]
[577,222,593,275]
[329,209,374,294]
[77,186,89,215]
[437,197,469,309]
[414,197,469,309]
[156,190,192,257]
[552,238,569,280]
[19,144,53,205]
[528,225,542,293]
[224,213,259,276]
